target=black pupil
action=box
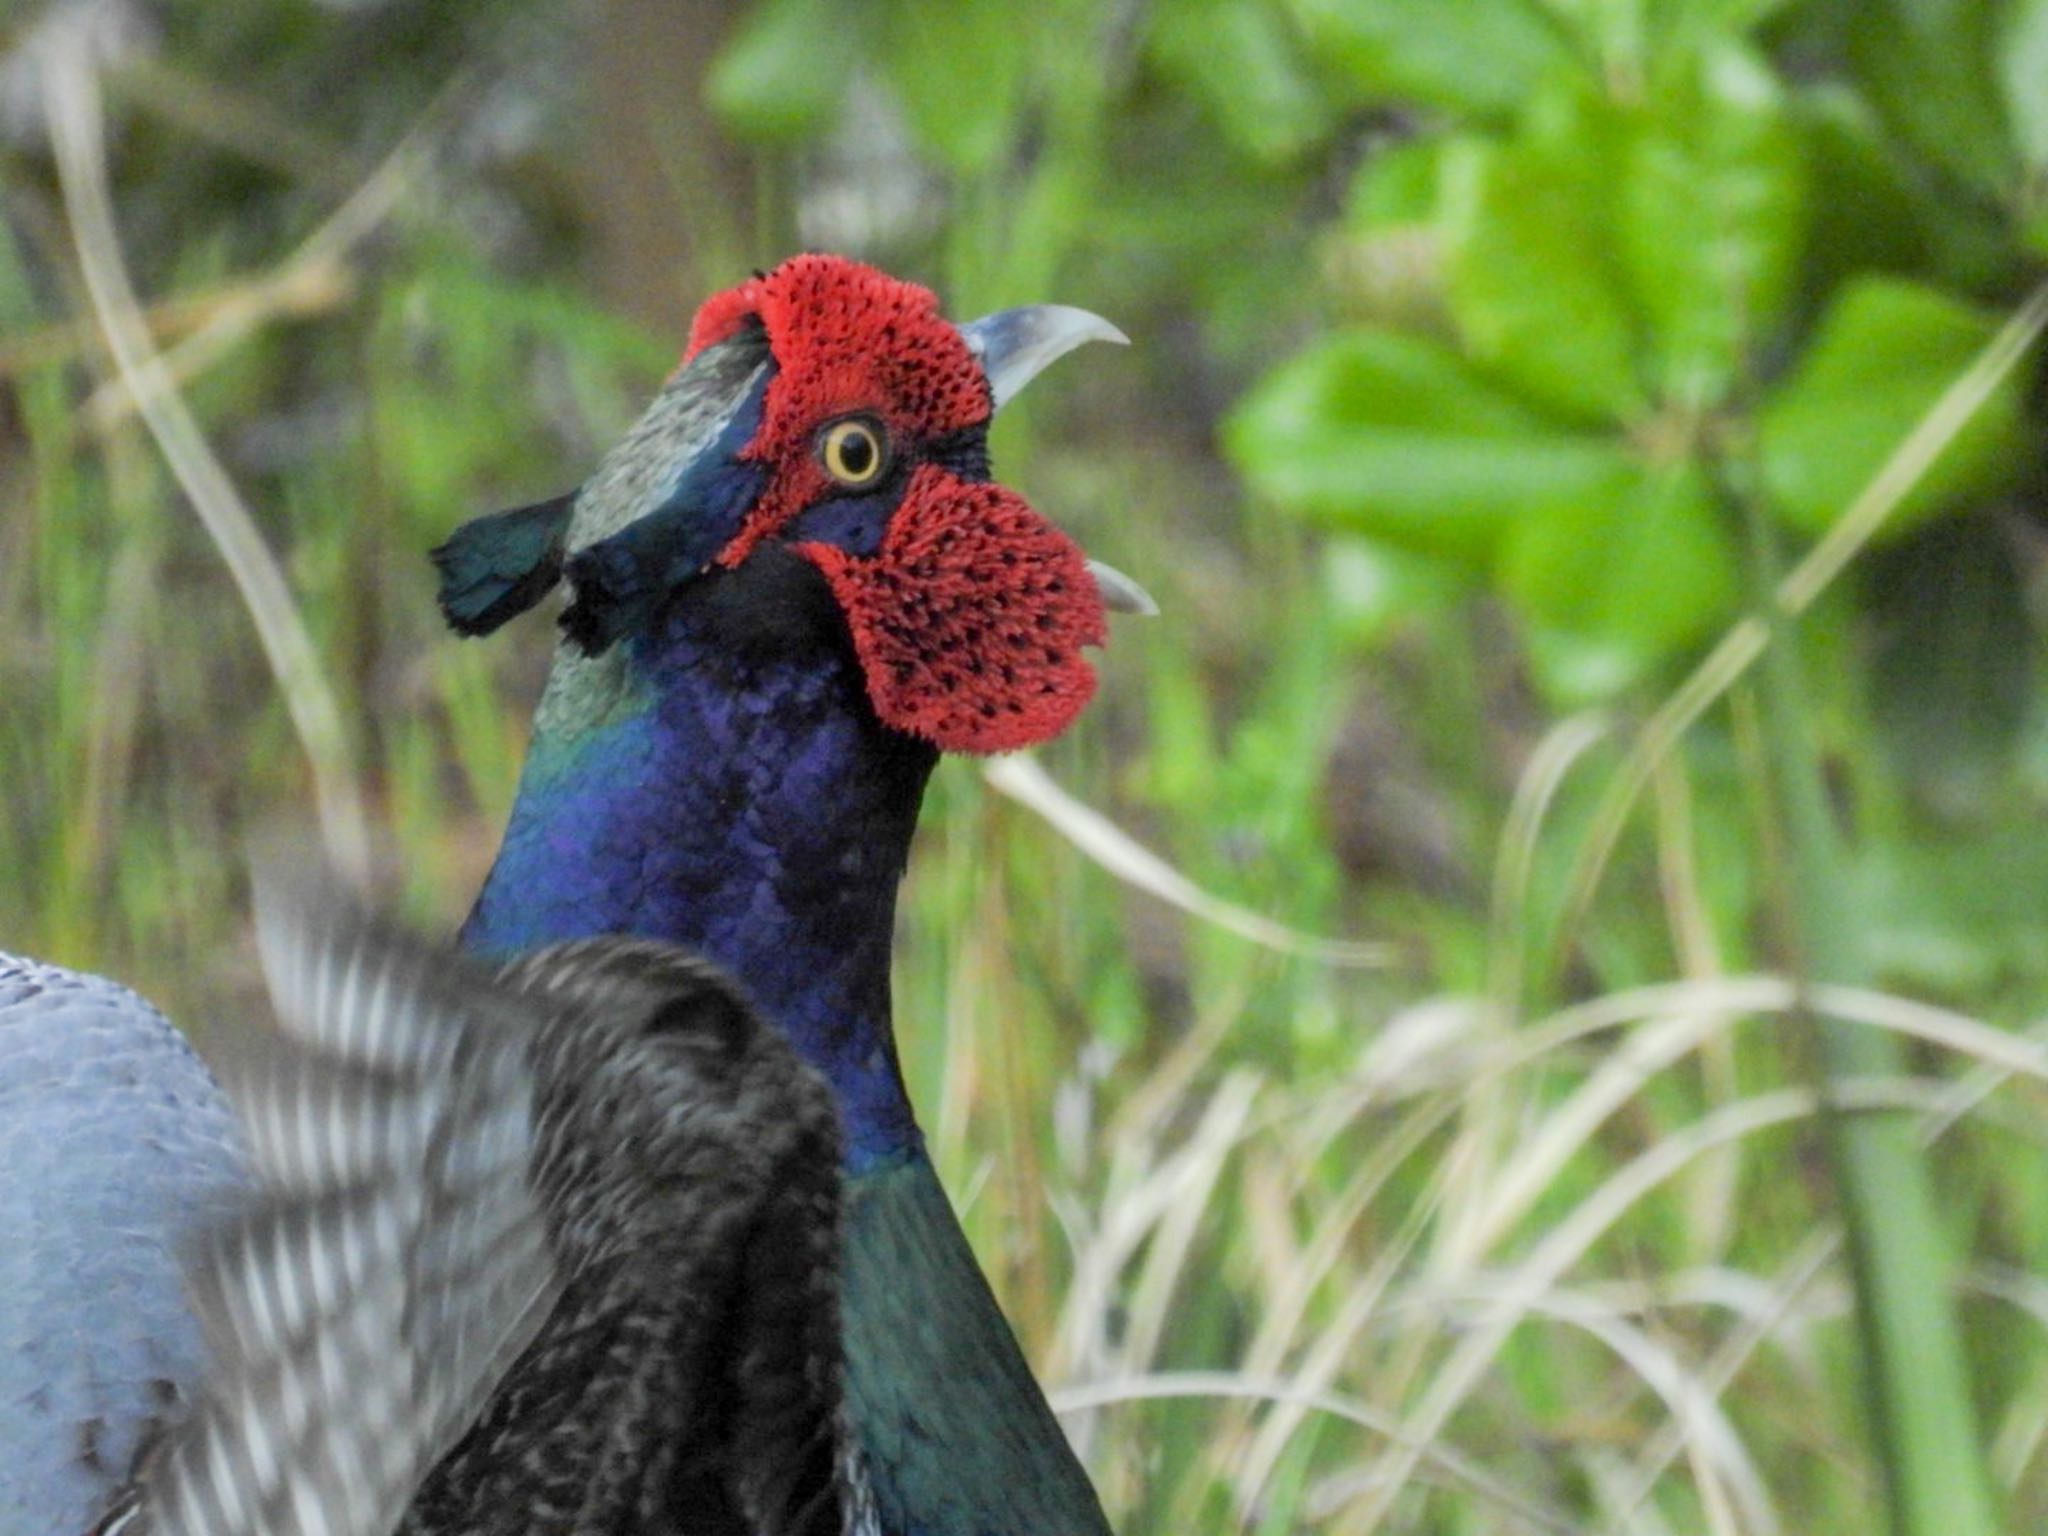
[838,428,875,478]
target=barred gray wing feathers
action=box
[130,888,563,1536]
[124,878,865,1536]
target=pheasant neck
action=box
[462,549,937,1170]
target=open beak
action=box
[1085,559,1159,616]
[959,304,1156,619]
[960,304,1130,411]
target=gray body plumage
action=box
[0,955,245,1535]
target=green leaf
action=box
[1288,0,1577,118]
[1501,460,1741,702]
[1855,825,2048,994]
[706,0,853,141]
[1868,517,2033,817]
[1796,83,2016,291]
[877,0,1031,172]
[1848,0,2015,197]
[1616,42,1807,404]
[1647,0,1796,42]
[1344,137,1456,231]
[1225,328,1630,565]
[2002,0,2048,168]
[1757,277,2027,539]
[1149,0,1336,164]
[1322,536,1469,650]
[1793,85,1937,290]
[1442,129,1645,425]
[1327,137,1469,326]
[1522,626,1656,705]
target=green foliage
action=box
[1441,125,1645,423]
[1618,42,1807,400]
[872,4,1033,174]
[1226,327,1629,563]
[1758,276,2025,536]
[1221,1,2047,724]
[1848,0,2016,197]
[1208,1,2048,1525]
[2004,0,2048,173]
[1150,0,1335,164]
[1289,0,1574,118]
[707,0,847,141]
[1219,26,1860,697]
[1499,460,1739,703]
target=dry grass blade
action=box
[1534,1288,1778,1534]
[1486,711,1609,1015]
[1345,1079,1951,1532]
[1230,1167,1448,1517]
[1475,976,2048,1091]
[1604,1232,1841,1534]
[1112,1073,1261,1378]
[41,37,370,879]
[1603,1013,2048,1527]
[1451,1005,1732,1268]
[1973,1266,2048,1488]
[1054,1070,1263,1382]
[984,753,1397,966]
[79,67,461,434]
[1048,1371,1581,1535]
[0,265,350,383]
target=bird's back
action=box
[0,955,246,1534]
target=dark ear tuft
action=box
[559,526,673,657]
[558,497,743,657]
[558,539,635,656]
[431,494,576,637]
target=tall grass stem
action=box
[42,40,370,879]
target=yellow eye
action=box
[818,417,889,488]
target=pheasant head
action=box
[434,254,1142,753]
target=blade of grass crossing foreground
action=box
[1732,461,2003,1536]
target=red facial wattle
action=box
[684,254,1109,755]
[797,467,1105,754]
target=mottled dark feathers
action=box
[559,512,726,658]
[119,880,866,1536]
[432,494,575,637]
[556,384,770,658]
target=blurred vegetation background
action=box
[7,0,2048,1531]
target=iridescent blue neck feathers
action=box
[462,547,936,1169]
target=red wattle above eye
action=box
[795,466,1107,754]
[684,254,997,572]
